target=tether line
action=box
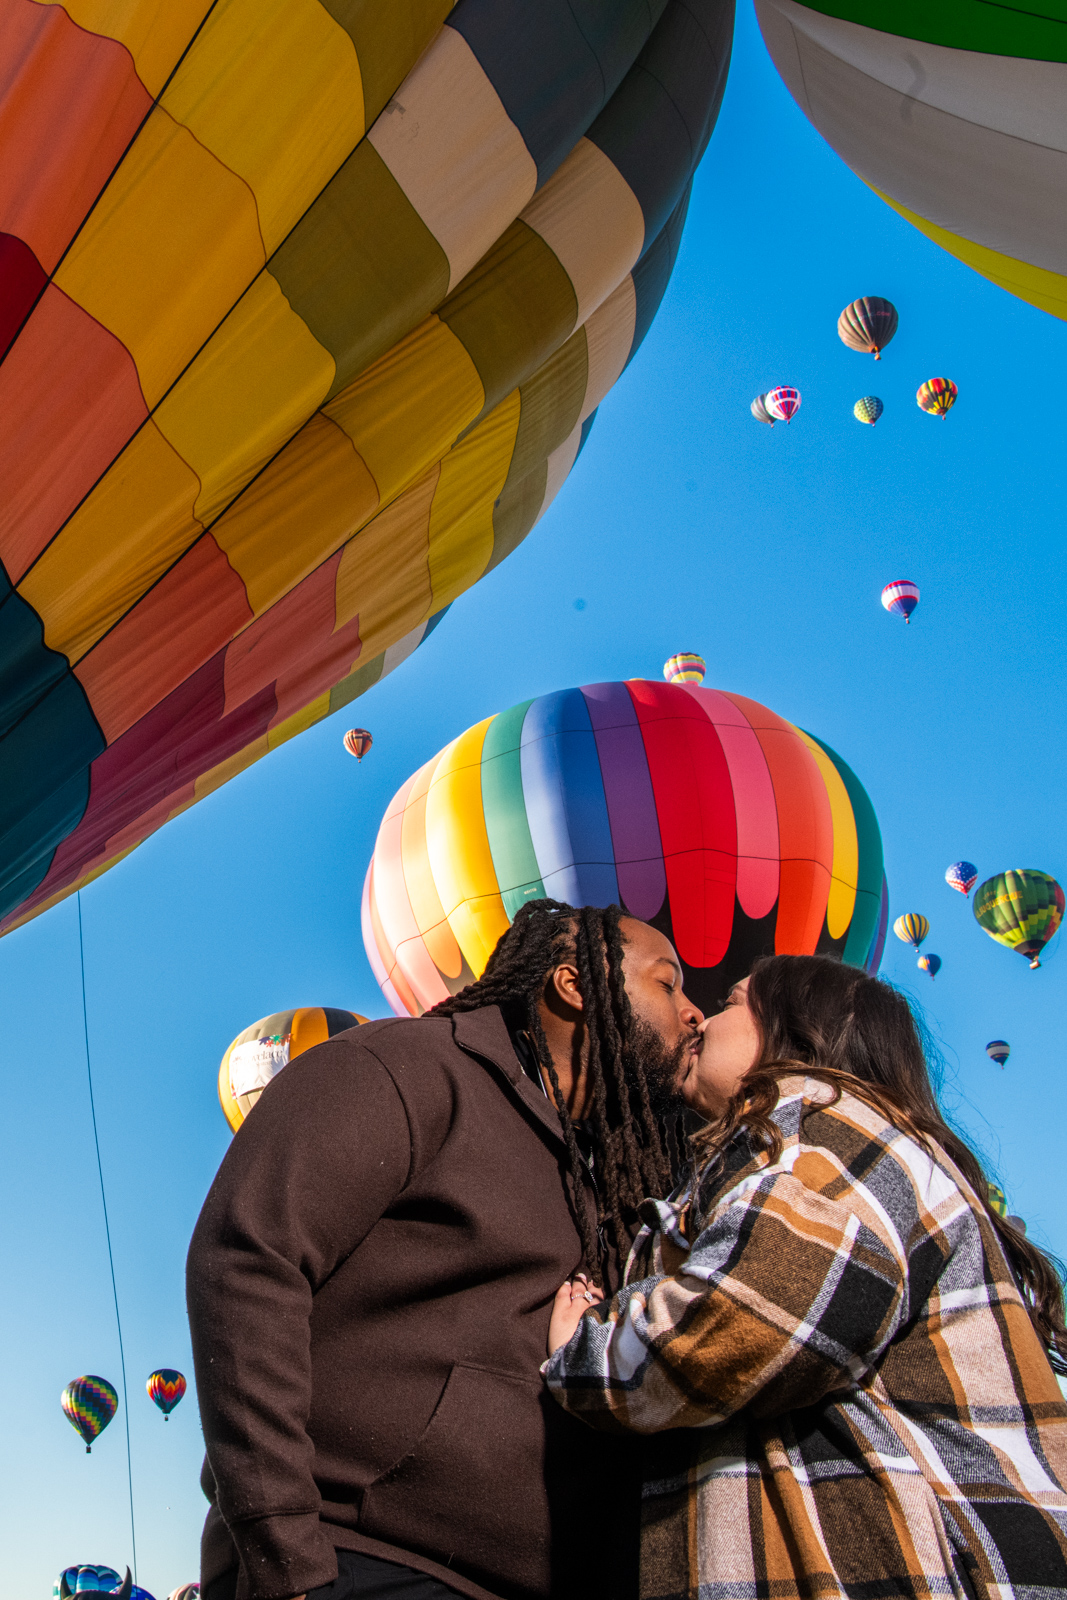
[78,891,138,1585]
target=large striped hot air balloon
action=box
[765,385,801,423]
[363,678,887,1014]
[974,870,1065,969]
[838,298,897,359]
[756,2,1067,323]
[218,1007,369,1132]
[881,580,919,624]
[0,0,735,941]
[917,378,958,418]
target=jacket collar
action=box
[451,1005,566,1149]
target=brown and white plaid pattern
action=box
[544,1077,1067,1600]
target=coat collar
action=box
[450,1005,566,1149]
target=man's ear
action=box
[547,961,584,1014]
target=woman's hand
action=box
[547,1274,605,1355]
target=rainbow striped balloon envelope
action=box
[363,679,887,1014]
[147,1368,187,1418]
[663,652,706,685]
[61,1374,118,1453]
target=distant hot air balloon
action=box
[837,297,898,359]
[987,1184,1008,1219]
[56,1570,122,1599]
[893,913,929,951]
[167,1588,200,1600]
[56,1572,131,1600]
[946,861,978,896]
[343,729,373,763]
[917,378,958,418]
[881,580,919,624]
[986,1040,1011,1069]
[61,1377,118,1453]
[364,678,888,1015]
[974,870,1065,969]
[147,1369,186,1420]
[917,952,941,979]
[663,653,706,686]
[853,396,883,426]
[1007,1215,1027,1235]
[765,386,801,423]
[751,394,775,426]
[219,1007,370,1131]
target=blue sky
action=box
[4,5,1066,1595]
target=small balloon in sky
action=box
[167,1588,200,1600]
[147,1369,187,1419]
[61,1376,118,1453]
[945,861,977,896]
[917,952,941,979]
[988,1183,1008,1218]
[838,297,898,359]
[663,652,706,685]
[974,870,1064,969]
[342,728,372,762]
[986,1040,1010,1069]
[917,377,958,417]
[893,913,929,950]
[751,393,775,426]
[765,385,801,423]
[881,580,919,624]
[56,1569,122,1598]
[853,395,883,426]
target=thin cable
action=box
[78,891,138,1585]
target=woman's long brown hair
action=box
[691,954,1067,1372]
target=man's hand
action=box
[547,1274,605,1355]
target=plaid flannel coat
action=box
[543,1076,1067,1600]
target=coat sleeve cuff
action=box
[229,1512,337,1600]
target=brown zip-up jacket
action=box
[187,1007,640,1600]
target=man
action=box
[188,900,703,1600]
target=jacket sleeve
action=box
[542,1163,906,1433]
[187,1034,412,1600]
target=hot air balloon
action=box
[147,1368,186,1419]
[765,385,801,423]
[946,861,978,896]
[61,1376,118,1453]
[663,653,706,685]
[0,0,735,943]
[56,1572,131,1600]
[917,953,941,979]
[343,729,373,763]
[987,1184,1009,1219]
[755,4,1067,325]
[219,1007,370,1132]
[363,677,887,1015]
[893,913,929,951]
[751,394,775,426]
[853,396,883,426]
[986,1040,1010,1068]
[837,298,898,359]
[56,1570,122,1599]
[917,378,958,418]
[881,580,919,624]
[167,1588,200,1600]
[974,870,1065,969]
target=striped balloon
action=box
[881,580,919,623]
[363,679,887,1015]
[219,1008,369,1132]
[917,378,958,417]
[663,653,706,685]
[893,913,929,950]
[838,298,898,359]
[765,385,801,423]
[853,396,883,426]
[61,1375,118,1453]
[751,393,775,425]
[343,729,373,762]
[917,952,941,979]
[55,1569,121,1598]
[147,1368,186,1419]
[986,1040,1010,1069]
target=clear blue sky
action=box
[4,5,1066,1595]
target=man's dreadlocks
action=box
[428,899,677,1283]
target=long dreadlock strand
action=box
[578,907,645,1209]
[604,906,672,1195]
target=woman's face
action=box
[680,977,762,1119]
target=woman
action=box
[543,955,1067,1600]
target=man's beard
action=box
[626,1015,695,1116]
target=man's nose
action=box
[679,994,704,1029]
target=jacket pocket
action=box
[359,1363,550,1599]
